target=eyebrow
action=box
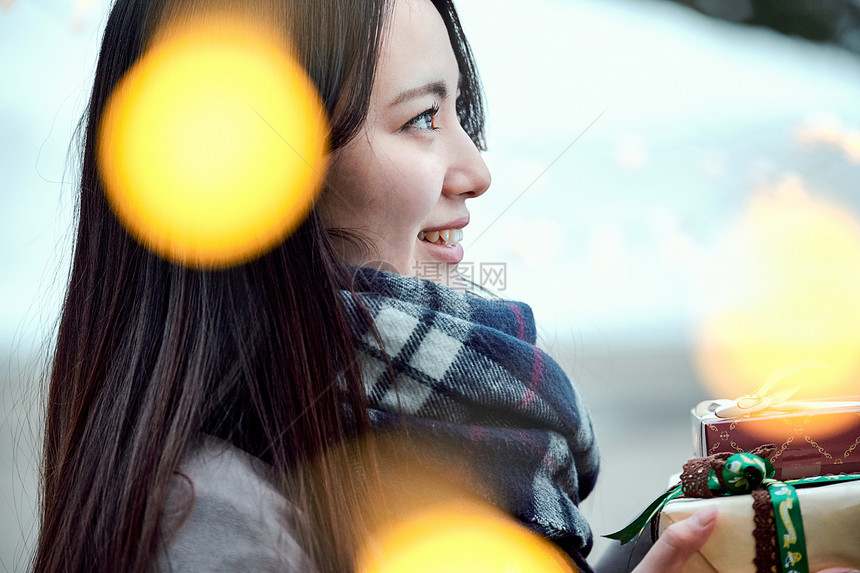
[388,81,449,108]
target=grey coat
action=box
[155,435,313,572]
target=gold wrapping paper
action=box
[659,479,860,572]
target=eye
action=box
[404,103,440,131]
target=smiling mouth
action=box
[417,228,464,247]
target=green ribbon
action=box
[602,487,685,545]
[766,478,808,573]
[605,453,860,573]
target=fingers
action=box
[631,506,718,573]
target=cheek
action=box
[385,155,442,224]
[321,134,444,246]
[320,149,382,228]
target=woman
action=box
[34,0,716,571]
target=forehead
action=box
[373,0,459,98]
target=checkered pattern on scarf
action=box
[342,267,600,567]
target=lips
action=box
[418,236,464,264]
[416,216,469,265]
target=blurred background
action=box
[3,0,860,569]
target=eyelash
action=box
[404,103,441,132]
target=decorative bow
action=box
[696,359,844,419]
[605,446,860,573]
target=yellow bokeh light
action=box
[695,178,860,406]
[843,130,860,164]
[794,114,860,165]
[357,500,576,573]
[97,15,328,267]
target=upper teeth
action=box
[418,229,463,244]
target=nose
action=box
[442,124,491,199]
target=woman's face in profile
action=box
[319,0,491,278]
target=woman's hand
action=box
[630,506,717,573]
[627,506,859,573]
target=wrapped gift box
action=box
[659,478,860,572]
[693,401,860,480]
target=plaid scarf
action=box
[342,267,600,568]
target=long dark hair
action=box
[34,0,485,571]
